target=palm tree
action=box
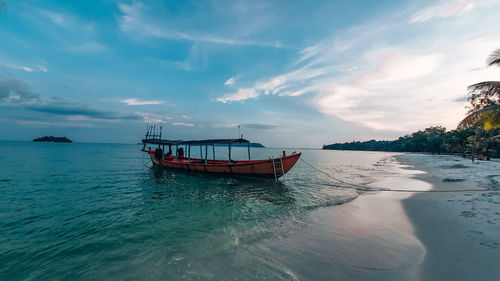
[458,104,500,130]
[458,49,500,130]
[487,48,500,66]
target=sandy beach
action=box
[399,154,500,280]
[255,153,500,280]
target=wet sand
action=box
[398,154,500,280]
[255,154,500,280]
[254,155,426,280]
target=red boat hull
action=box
[146,151,301,178]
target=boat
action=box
[141,125,301,181]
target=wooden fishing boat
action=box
[141,127,300,180]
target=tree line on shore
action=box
[323,126,500,158]
[324,49,500,159]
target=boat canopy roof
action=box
[142,138,250,146]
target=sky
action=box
[0,0,499,147]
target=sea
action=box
[0,141,400,280]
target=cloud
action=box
[0,77,39,104]
[117,1,288,48]
[277,88,313,97]
[213,123,239,128]
[315,41,500,131]
[215,0,500,132]
[28,7,102,54]
[2,62,48,73]
[39,10,66,27]
[175,43,208,71]
[15,120,94,128]
[224,77,235,86]
[37,8,96,33]
[0,76,160,123]
[211,122,279,129]
[19,65,48,72]
[242,123,279,129]
[27,103,142,121]
[411,0,476,23]
[120,98,164,105]
[10,6,106,58]
[356,52,442,84]
[135,112,172,123]
[172,122,194,127]
[180,114,191,119]
[217,88,259,103]
[216,65,328,102]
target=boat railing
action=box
[142,134,252,164]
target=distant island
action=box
[33,136,73,143]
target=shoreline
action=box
[254,153,427,280]
[397,153,500,280]
[255,153,500,280]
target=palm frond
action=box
[467,81,500,93]
[487,49,500,67]
[458,105,500,130]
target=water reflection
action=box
[145,166,296,206]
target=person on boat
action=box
[155,147,163,160]
[166,146,173,157]
[177,147,184,158]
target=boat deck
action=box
[145,150,301,179]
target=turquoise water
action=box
[0,142,397,280]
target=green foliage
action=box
[458,105,500,130]
[323,126,500,158]
[459,49,500,130]
[466,82,500,113]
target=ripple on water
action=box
[0,143,397,280]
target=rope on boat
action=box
[298,158,492,193]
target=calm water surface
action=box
[0,142,399,280]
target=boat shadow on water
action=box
[142,165,297,206]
